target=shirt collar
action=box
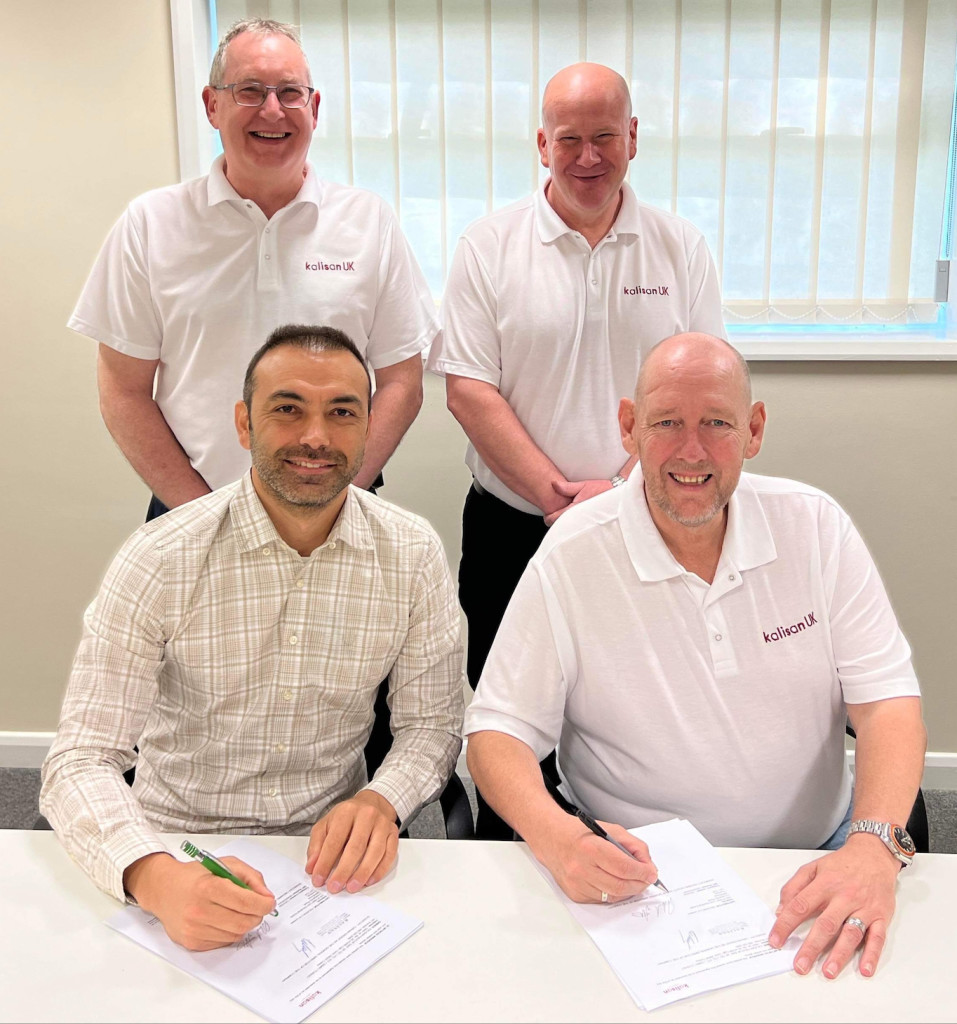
[205,155,323,210]
[228,473,374,555]
[613,182,642,237]
[719,474,778,573]
[534,180,641,243]
[618,468,777,581]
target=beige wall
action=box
[1,1,176,728]
[746,363,957,749]
[3,0,955,753]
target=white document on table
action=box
[106,838,422,1024]
[537,817,800,1010]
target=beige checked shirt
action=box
[40,474,464,901]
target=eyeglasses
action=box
[213,82,315,109]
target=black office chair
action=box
[845,723,929,852]
[364,680,474,840]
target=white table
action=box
[1,830,953,1023]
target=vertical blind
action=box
[213,0,957,324]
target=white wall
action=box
[2,0,955,761]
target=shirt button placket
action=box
[706,605,737,676]
[259,221,279,289]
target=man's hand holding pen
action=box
[123,852,276,951]
[576,809,669,895]
[535,812,662,905]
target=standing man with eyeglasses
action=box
[70,18,436,519]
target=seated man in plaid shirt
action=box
[41,324,464,951]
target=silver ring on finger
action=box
[601,890,609,903]
[845,916,867,936]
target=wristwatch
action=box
[847,819,916,867]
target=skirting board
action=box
[4,732,957,791]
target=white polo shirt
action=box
[465,470,920,849]
[428,183,726,514]
[70,157,438,490]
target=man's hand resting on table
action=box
[535,814,660,904]
[306,790,399,894]
[768,834,901,979]
[123,852,276,951]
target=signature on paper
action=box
[293,937,316,958]
[237,919,271,949]
[631,898,675,922]
[679,929,699,951]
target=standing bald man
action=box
[428,63,726,837]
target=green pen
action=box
[181,840,279,916]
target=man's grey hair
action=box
[208,18,312,87]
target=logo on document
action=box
[762,611,817,644]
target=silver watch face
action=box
[892,825,916,856]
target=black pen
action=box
[576,808,669,893]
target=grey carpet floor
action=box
[4,767,955,853]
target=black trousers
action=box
[145,495,169,521]
[459,484,553,840]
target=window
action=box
[172,0,957,357]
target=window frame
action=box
[169,0,957,360]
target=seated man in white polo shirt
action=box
[466,332,925,982]
[41,326,464,952]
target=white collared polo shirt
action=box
[465,470,920,848]
[69,157,438,490]
[429,183,726,513]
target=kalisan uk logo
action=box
[623,283,670,296]
[763,611,817,644]
[305,259,356,271]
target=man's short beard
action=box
[648,489,725,528]
[249,433,361,511]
